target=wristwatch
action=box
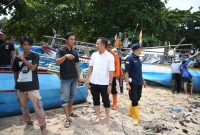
[109,82,112,85]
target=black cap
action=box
[131,43,142,51]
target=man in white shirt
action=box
[171,59,182,93]
[86,37,115,123]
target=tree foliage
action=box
[0,0,199,47]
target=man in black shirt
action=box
[56,32,81,128]
[0,30,16,66]
[12,36,47,135]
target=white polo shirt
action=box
[89,50,115,85]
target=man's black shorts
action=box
[182,77,192,83]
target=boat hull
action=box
[142,64,200,92]
[0,72,88,117]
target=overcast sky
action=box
[0,0,200,19]
[162,0,200,12]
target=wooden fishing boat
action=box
[142,64,200,92]
[0,67,88,117]
[0,45,89,117]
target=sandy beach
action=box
[0,84,200,135]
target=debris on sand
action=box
[189,102,200,109]
[143,122,169,133]
[182,129,188,134]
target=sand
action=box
[0,84,200,135]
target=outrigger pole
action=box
[0,0,16,13]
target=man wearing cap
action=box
[0,30,16,66]
[171,59,182,93]
[125,43,146,126]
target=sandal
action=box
[70,112,79,117]
[24,123,33,130]
[64,119,71,128]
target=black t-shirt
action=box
[12,52,40,92]
[0,40,15,65]
[56,47,79,80]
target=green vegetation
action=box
[0,0,200,47]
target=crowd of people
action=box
[0,30,199,135]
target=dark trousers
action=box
[90,83,110,108]
[111,77,117,94]
[118,76,123,93]
[129,83,142,106]
[172,73,182,93]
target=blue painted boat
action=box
[142,64,200,92]
[0,68,88,117]
[0,45,89,117]
[29,46,89,71]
